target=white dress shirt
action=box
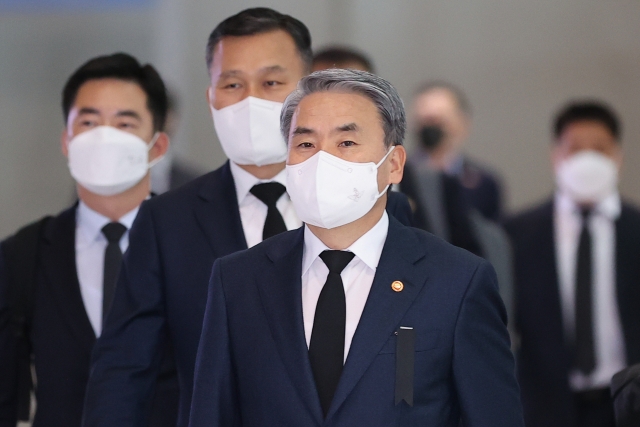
[302,211,389,362]
[229,161,301,248]
[554,191,627,391]
[75,201,138,337]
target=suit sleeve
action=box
[452,260,524,427]
[0,245,19,427]
[189,259,240,427]
[83,202,167,426]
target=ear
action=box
[61,128,70,157]
[388,145,407,185]
[550,141,564,172]
[612,143,623,170]
[149,132,170,162]
[206,85,214,108]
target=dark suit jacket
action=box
[83,161,413,427]
[189,216,524,427]
[504,200,640,427]
[399,162,483,256]
[457,157,503,222]
[169,161,202,191]
[0,206,177,427]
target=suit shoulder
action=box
[622,200,640,218]
[217,228,303,268]
[1,205,74,247]
[464,157,502,183]
[503,199,553,234]
[619,200,640,237]
[144,164,229,213]
[405,224,486,270]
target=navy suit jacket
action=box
[83,161,413,427]
[504,200,640,427]
[189,216,524,427]
[0,206,177,427]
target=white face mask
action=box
[556,150,618,204]
[210,96,287,167]
[286,147,395,229]
[68,126,161,196]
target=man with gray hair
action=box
[189,69,524,427]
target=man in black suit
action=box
[189,68,523,427]
[0,53,174,427]
[83,9,412,427]
[410,81,503,221]
[505,101,640,427]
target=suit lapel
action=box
[194,162,247,256]
[536,201,571,369]
[614,204,640,362]
[258,229,324,422]
[40,207,96,353]
[328,218,428,419]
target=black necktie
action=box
[101,222,127,323]
[309,250,355,417]
[574,208,595,375]
[250,182,288,240]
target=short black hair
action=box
[205,7,312,73]
[312,46,375,73]
[62,53,168,132]
[553,100,621,141]
[414,80,472,117]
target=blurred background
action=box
[1,0,639,237]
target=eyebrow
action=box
[115,110,142,121]
[336,123,358,133]
[291,123,359,137]
[219,65,287,80]
[77,107,100,116]
[292,126,314,136]
[76,108,142,121]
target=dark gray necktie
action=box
[574,207,595,375]
[309,250,355,417]
[250,182,288,240]
[101,222,127,323]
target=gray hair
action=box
[280,69,406,148]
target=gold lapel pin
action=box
[391,281,404,292]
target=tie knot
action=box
[579,207,592,221]
[101,222,127,244]
[319,250,355,275]
[250,182,286,207]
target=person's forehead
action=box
[560,120,616,141]
[211,29,300,72]
[413,89,461,118]
[73,78,149,112]
[296,91,378,120]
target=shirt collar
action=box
[302,211,390,276]
[77,200,139,244]
[555,191,621,221]
[229,161,288,206]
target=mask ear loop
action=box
[147,132,164,168]
[373,145,396,200]
[375,145,395,168]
